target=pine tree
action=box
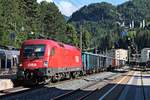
[39,1,66,41]
[65,24,79,46]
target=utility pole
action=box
[128,37,131,65]
[128,46,130,65]
[80,25,82,51]
[14,22,16,32]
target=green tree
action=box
[14,33,27,48]
[39,1,66,41]
[65,24,79,46]
[135,29,150,50]
[0,0,21,33]
[82,29,92,49]
[21,0,39,33]
[127,31,136,38]
[0,33,9,46]
[0,0,23,46]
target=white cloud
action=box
[37,0,53,3]
[37,0,80,16]
[56,1,79,17]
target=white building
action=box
[115,49,128,61]
[108,49,128,61]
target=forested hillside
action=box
[0,0,78,47]
[0,0,149,52]
[69,0,150,51]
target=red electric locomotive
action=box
[17,39,82,84]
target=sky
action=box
[37,0,129,16]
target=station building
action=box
[115,49,128,61]
[107,49,128,61]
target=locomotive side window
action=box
[51,48,55,56]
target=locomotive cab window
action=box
[23,44,45,58]
[50,48,55,56]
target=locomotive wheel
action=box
[65,73,71,79]
[51,76,57,82]
[32,78,38,85]
[70,72,76,78]
[79,71,84,76]
[44,78,51,84]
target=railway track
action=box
[0,72,110,96]
[51,72,127,100]
[48,71,118,87]
[115,71,147,100]
[51,84,103,100]
[98,71,134,100]
[0,70,127,100]
[2,70,149,100]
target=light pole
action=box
[80,25,82,51]
[127,37,131,65]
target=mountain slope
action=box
[69,2,118,22]
[68,0,150,51]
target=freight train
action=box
[17,39,126,84]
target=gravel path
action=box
[49,72,117,90]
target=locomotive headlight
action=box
[19,63,22,67]
[43,61,48,67]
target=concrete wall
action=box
[0,79,13,91]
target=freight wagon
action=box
[82,52,113,73]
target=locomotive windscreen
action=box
[23,44,45,58]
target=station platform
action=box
[142,71,150,100]
[118,71,150,100]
